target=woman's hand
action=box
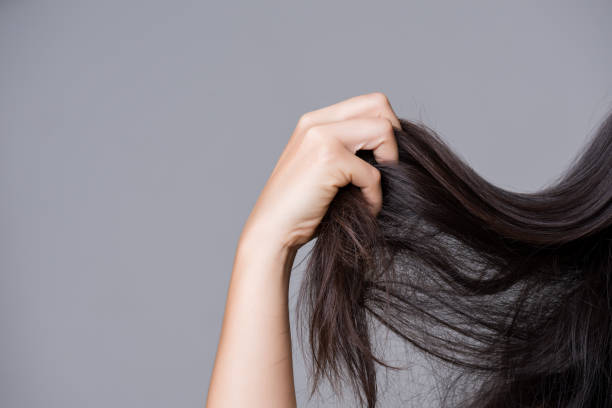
[242,92,401,252]
[206,92,400,408]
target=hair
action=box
[296,111,612,408]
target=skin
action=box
[206,92,400,408]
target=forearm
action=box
[206,228,298,408]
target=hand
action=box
[241,92,400,252]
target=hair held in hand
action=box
[296,112,612,408]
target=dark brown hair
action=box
[296,111,612,407]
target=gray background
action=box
[1,0,611,407]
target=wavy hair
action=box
[296,111,612,408]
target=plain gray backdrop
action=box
[1,1,611,407]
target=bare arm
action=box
[205,224,298,408]
[206,92,400,408]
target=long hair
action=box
[296,111,612,408]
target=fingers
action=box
[305,117,398,164]
[298,92,401,131]
[337,147,383,216]
[285,92,401,217]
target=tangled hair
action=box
[296,111,612,408]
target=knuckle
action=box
[310,138,339,166]
[380,117,394,133]
[304,124,326,143]
[316,139,339,164]
[369,92,391,108]
[371,166,381,182]
[297,112,314,129]
[302,125,338,163]
[314,147,337,169]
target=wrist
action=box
[239,211,299,252]
[236,226,298,281]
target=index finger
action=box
[298,92,401,131]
